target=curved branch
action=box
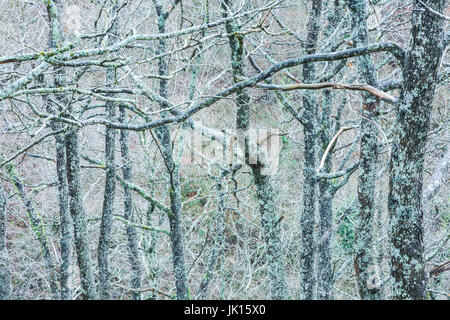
[318,126,355,171]
[254,82,398,104]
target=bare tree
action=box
[388,0,446,300]
[346,0,382,300]
[0,183,10,300]
[0,0,448,301]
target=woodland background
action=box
[0,0,448,300]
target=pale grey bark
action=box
[0,184,10,300]
[300,0,322,300]
[98,99,117,299]
[143,202,159,300]
[6,163,59,299]
[197,171,227,299]
[252,166,287,299]
[65,129,97,299]
[223,0,287,299]
[157,123,189,300]
[153,1,189,300]
[346,0,382,300]
[119,104,143,300]
[98,2,121,299]
[46,0,73,300]
[317,90,334,300]
[316,0,348,300]
[53,131,73,300]
[388,0,445,300]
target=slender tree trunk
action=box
[223,0,287,299]
[197,172,227,299]
[0,184,10,300]
[54,132,72,300]
[315,0,347,300]
[98,57,117,299]
[46,0,73,300]
[300,0,322,300]
[6,164,59,299]
[346,0,382,300]
[158,124,189,300]
[154,3,189,299]
[97,2,122,299]
[252,166,287,299]
[98,99,116,299]
[119,105,143,300]
[65,129,97,300]
[144,202,159,299]
[317,90,334,300]
[388,0,445,300]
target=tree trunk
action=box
[223,0,287,299]
[154,3,189,299]
[252,166,287,299]
[388,0,445,300]
[119,105,143,300]
[346,0,382,300]
[0,184,10,300]
[46,0,73,300]
[158,125,189,300]
[54,132,72,300]
[97,2,122,299]
[98,54,117,299]
[6,163,59,299]
[66,129,97,300]
[300,0,322,300]
[197,172,227,299]
[317,90,334,300]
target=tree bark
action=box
[54,132,73,300]
[6,164,59,299]
[300,0,322,300]
[317,90,334,300]
[223,0,287,299]
[0,184,10,300]
[153,2,189,299]
[46,0,73,300]
[119,105,143,300]
[252,166,287,299]
[98,4,120,298]
[316,0,347,299]
[197,172,227,299]
[66,129,97,299]
[388,0,445,300]
[346,0,382,300]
